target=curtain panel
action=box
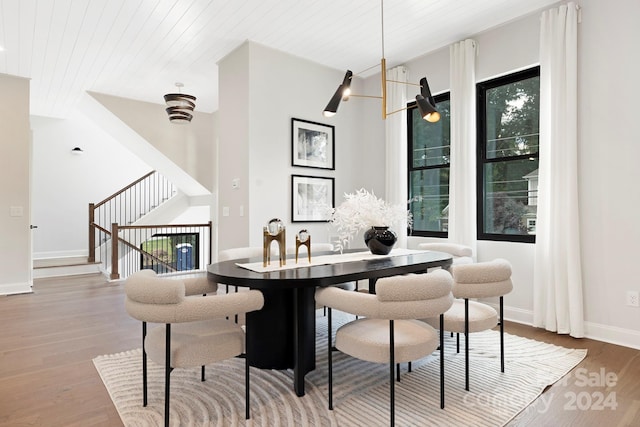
[385,66,409,249]
[448,39,477,257]
[533,2,584,337]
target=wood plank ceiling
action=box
[0,0,559,118]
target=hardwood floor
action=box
[0,274,638,426]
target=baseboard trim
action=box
[494,303,640,351]
[583,321,640,351]
[0,282,33,295]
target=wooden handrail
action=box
[92,223,111,235]
[94,170,155,209]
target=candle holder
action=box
[263,218,286,267]
[295,229,311,263]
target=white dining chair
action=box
[316,270,454,425]
[124,270,264,426]
[422,258,513,391]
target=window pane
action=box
[485,76,539,159]
[411,99,450,168]
[408,94,450,236]
[483,158,538,235]
[409,168,450,233]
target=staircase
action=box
[33,256,101,279]
[88,170,211,280]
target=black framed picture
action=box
[291,175,335,222]
[291,118,335,170]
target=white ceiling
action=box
[0,0,558,118]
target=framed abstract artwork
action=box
[291,118,335,170]
[291,175,335,222]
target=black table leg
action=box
[293,287,316,396]
[245,286,316,396]
[368,278,378,294]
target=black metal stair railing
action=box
[89,170,212,279]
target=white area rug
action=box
[93,313,586,426]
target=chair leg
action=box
[408,361,412,373]
[164,324,171,427]
[464,299,469,391]
[500,296,505,373]
[440,313,445,409]
[142,321,148,407]
[389,319,395,427]
[396,363,401,382]
[245,348,250,419]
[201,366,205,382]
[456,332,460,353]
[328,307,333,410]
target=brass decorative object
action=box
[295,229,311,263]
[263,218,286,267]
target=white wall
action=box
[576,0,640,343]
[0,74,31,294]
[217,42,251,250]
[217,41,373,252]
[30,113,152,258]
[88,92,216,193]
[403,1,640,348]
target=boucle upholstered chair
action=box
[423,258,513,391]
[124,270,264,426]
[315,270,453,425]
[417,242,474,266]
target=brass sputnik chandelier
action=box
[323,0,440,122]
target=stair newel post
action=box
[110,222,120,280]
[88,203,96,263]
[208,221,213,265]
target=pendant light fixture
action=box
[323,0,439,122]
[164,82,196,124]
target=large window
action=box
[408,93,451,237]
[477,67,540,242]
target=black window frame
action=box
[407,92,451,238]
[476,66,540,243]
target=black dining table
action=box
[206,249,453,396]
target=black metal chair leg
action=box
[396,363,401,382]
[328,307,333,410]
[245,350,250,419]
[464,299,469,391]
[142,321,147,407]
[440,313,445,409]
[408,361,412,373]
[389,320,395,427]
[164,324,171,427]
[456,332,460,353]
[201,366,205,381]
[500,296,505,372]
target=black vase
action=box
[364,226,397,255]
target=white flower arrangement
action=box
[328,188,412,252]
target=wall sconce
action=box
[71,147,84,155]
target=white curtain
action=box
[448,39,477,256]
[385,66,408,249]
[534,3,584,337]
